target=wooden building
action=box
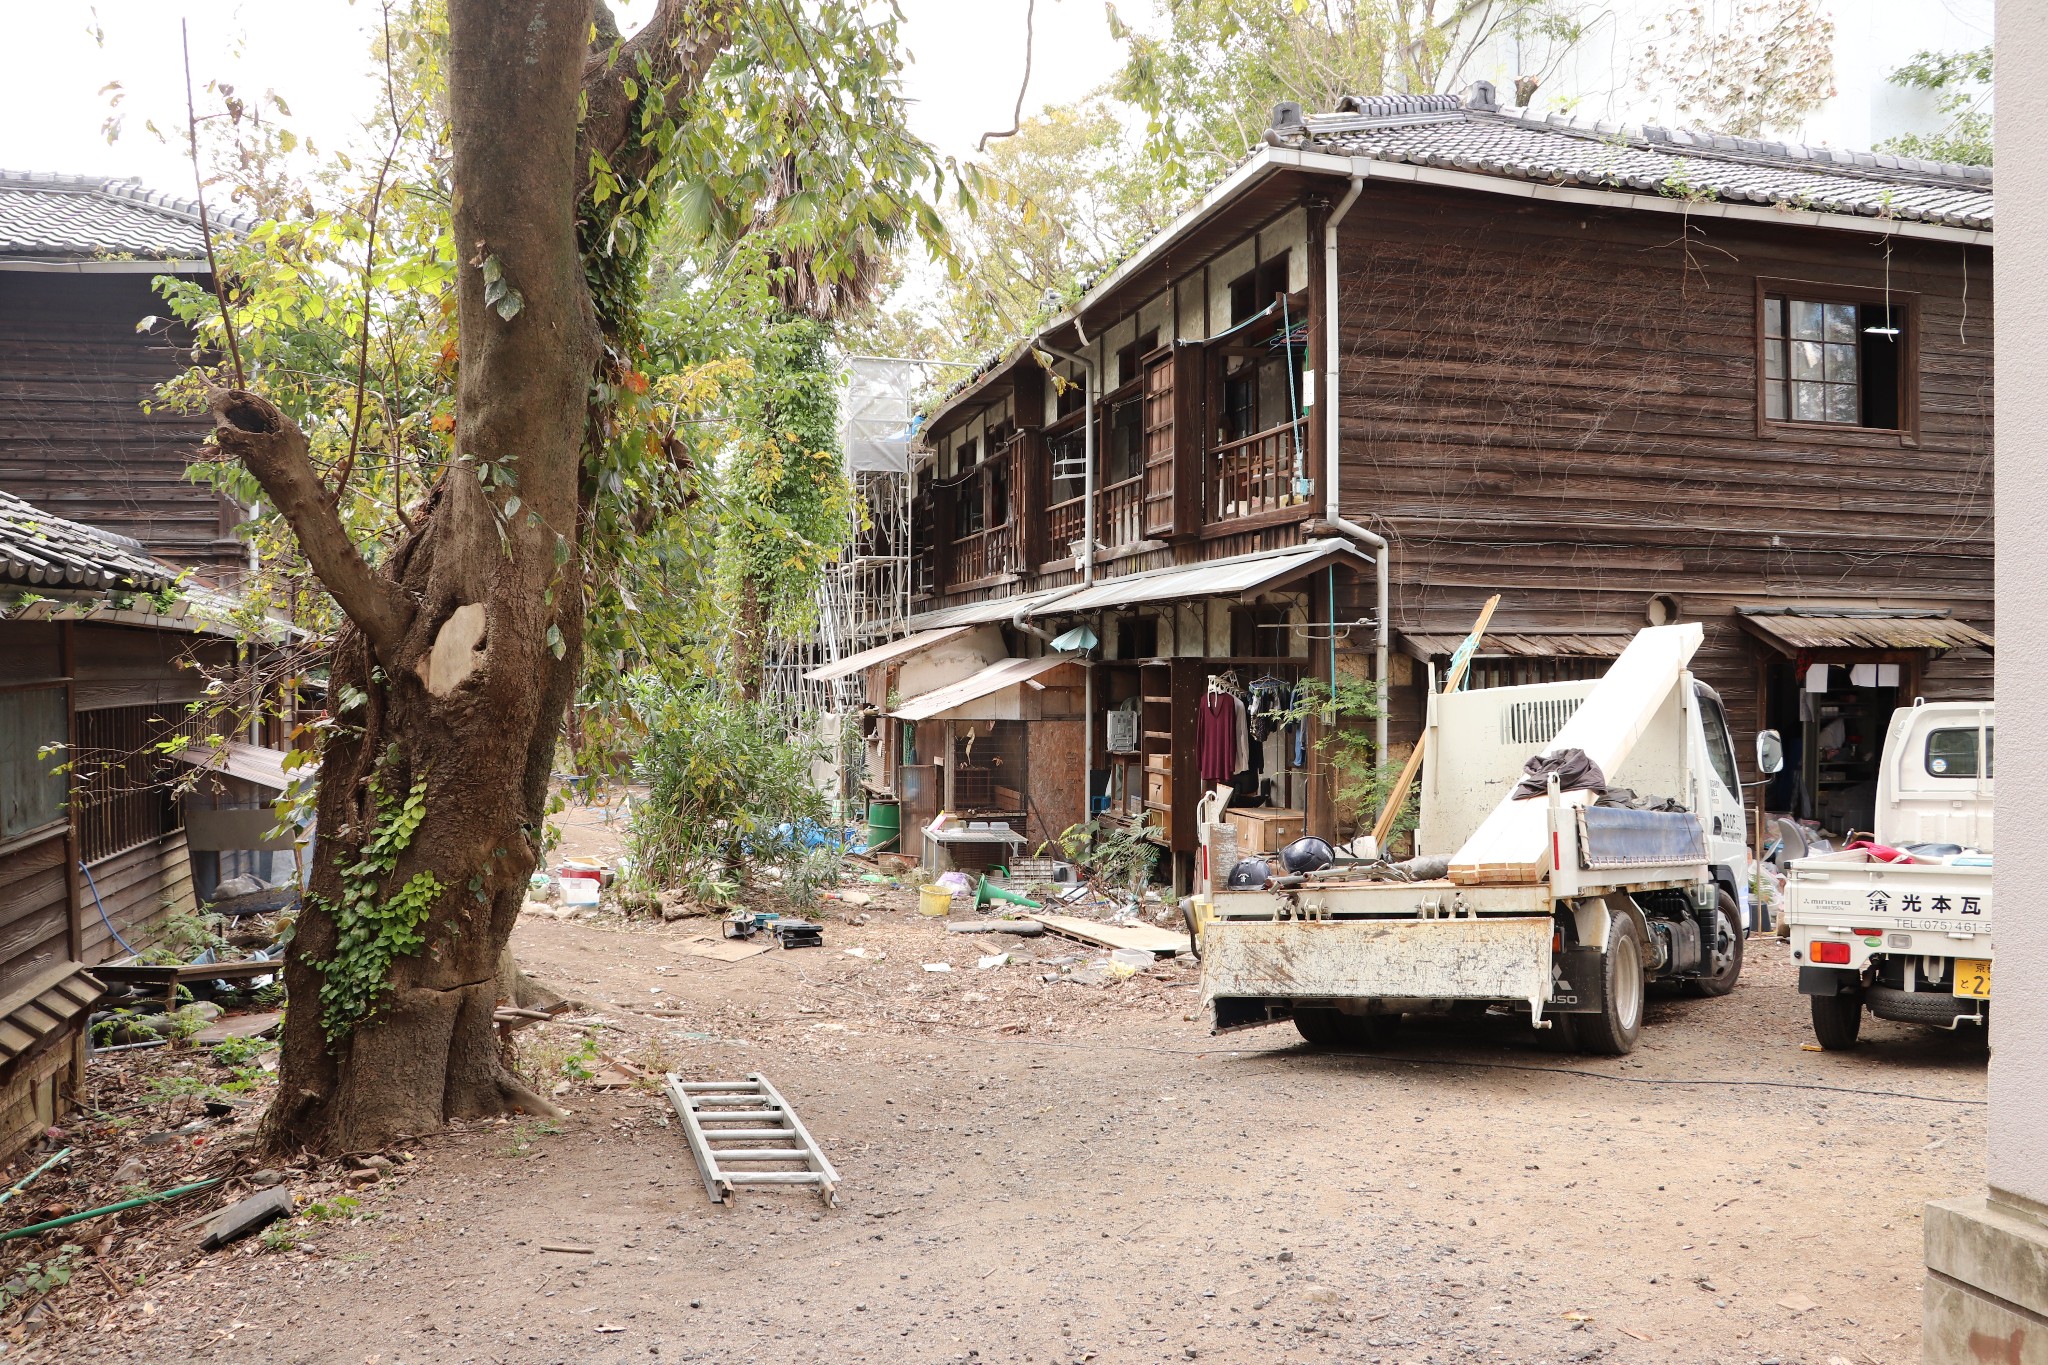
[0,169,256,584]
[0,491,253,1156]
[872,87,1994,880]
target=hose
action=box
[0,1177,223,1245]
[79,860,138,957]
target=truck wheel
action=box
[1685,891,1745,997]
[1293,1009,1402,1050]
[1575,913,1646,1056]
[1810,986,1864,1049]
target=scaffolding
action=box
[758,355,935,798]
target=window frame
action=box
[1924,725,1992,780]
[1753,277,1919,446]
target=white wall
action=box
[1988,0,2047,1212]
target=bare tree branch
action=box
[181,20,246,389]
[979,0,1037,152]
[209,387,413,663]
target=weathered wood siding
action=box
[79,831,195,963]
[1333,181,1994,767]
[0,272,245,581]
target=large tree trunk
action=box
[210,0,732,1155]
[221,0,592,1155]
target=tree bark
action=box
[249,0,598,1155]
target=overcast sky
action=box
[0,1,1126,192]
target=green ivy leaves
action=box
[309,773,443,1042]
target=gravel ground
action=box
[26,879,1986,1365]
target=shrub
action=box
[625,676,837,903]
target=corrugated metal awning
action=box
[1736,606,1994,654]
[172,740,302,792]
[1400,631,1635,660]
[891,656,1077,722]
[1029,539,1371,617]
[901,587,1075,632]
[801,625,973,683]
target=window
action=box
[1114,330,1159,389]
[1229,253,1291,326]
[1762,294,1904,429]
[1695,690,1741,794]
[1054,371,1085,418]
[1925,726,1992,779]
[1105,396,1142,484]
[73,704,179,862]
[1,687,68,842]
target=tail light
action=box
[1811,941,1852,965]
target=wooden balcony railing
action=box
[1046,497,1084,561]
[1209,418,1309,521]
[1097,476,1144,548]
[950,521,1016,582]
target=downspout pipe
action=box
[1320,173,1391,773]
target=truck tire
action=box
[1685,891,1745,997]
[1810,986,1864,1049]
[1866,984,1972,1028]
[1293,1009,1402,1050]
[1574,913,1647,1056]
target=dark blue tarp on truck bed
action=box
[1575,805,1706,869]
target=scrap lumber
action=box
[1445,623,1703,886]
[1371,594,1500,849]
[1023,913,1185,957]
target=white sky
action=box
[0,1,1127,191]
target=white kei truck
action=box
[1195,624,1752,1057]
[1782,700,1994,1049]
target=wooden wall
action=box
[79,831,194,963]
[0,271,245,582]
[1332,181,1994,779]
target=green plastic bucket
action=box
[865,801,902,853]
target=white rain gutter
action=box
[1320,173,1391,773]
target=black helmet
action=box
[1226,857,1270,889]
[1279,836,1334,874]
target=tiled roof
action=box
[0,489,177,593]
[1276,93,1992,230]
[0,169,257,262]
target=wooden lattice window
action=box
[73,704,180,863]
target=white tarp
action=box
[842,356,923,475]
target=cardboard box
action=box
[1225,807,1305,854]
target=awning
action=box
[1400,631,1635,661]
[1736,606,1994,654]
[1027,538,1371,618]
[172,740,300,792]
[802,625,973,683]
[901,586,1074,632]
[891,656,1076,722]
[0,962,103,1067]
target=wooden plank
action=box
[1446,624,1703,886]
[1023,912,1186,957]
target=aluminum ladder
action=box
[663,1072,840,1207]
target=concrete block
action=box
[1924,1194,2048,1365]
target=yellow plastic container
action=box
[918,884,953,917]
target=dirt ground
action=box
[20,808,1986,1365]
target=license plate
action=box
[1953,959,1992,998]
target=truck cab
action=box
[1783,700,1994,1047]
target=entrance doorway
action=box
[1760,656,1913,837]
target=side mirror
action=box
[1756,729,1785,777]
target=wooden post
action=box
[1369,595,1500,850]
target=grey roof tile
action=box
[0,490,177,593]
[1292,103,1993,230]
[0,170,256,261]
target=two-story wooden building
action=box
[0,169,254,583]
[846,87,1996,885]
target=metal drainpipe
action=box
[1320,173,1390,773]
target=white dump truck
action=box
[1781,700,1994,1049]
[1196,624,1750,1056]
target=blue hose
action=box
[79,860,138,957]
